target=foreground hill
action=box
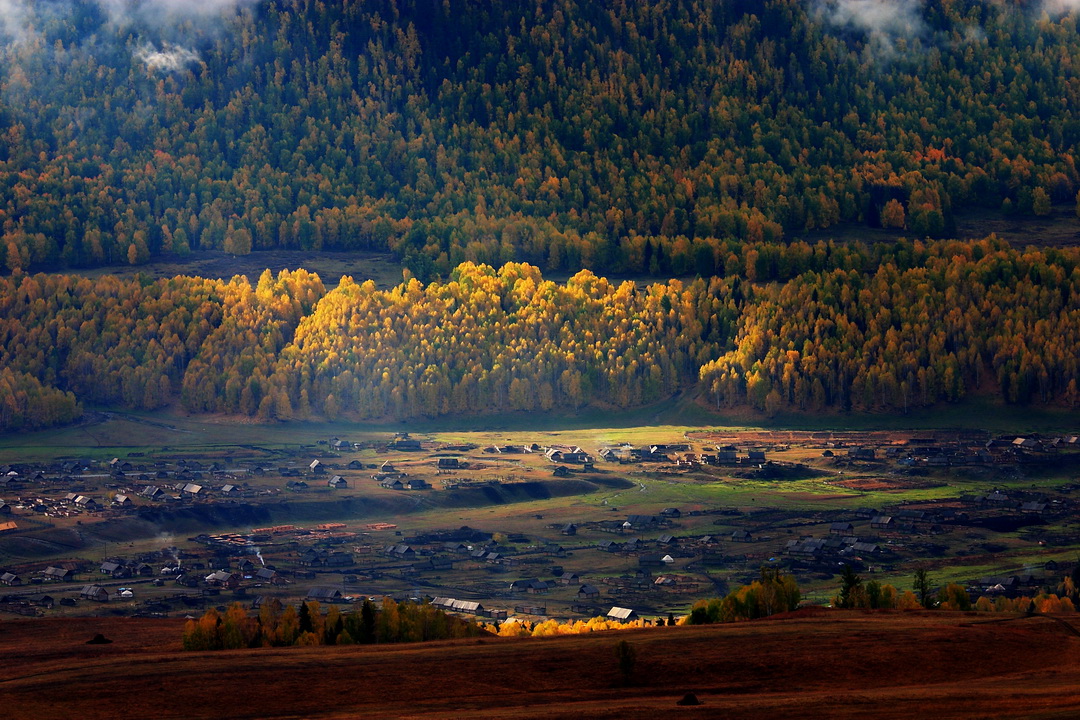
[1,610,1079,718]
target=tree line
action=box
[1,238,1078,431]
[181,596,486,650]
[684,568,801,624]
[3,1,1080,277]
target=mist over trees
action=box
[1,1,1080,276]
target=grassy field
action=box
[58,249,407,289]
[795,202,1080,249]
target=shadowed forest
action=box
[2,0,1080,275]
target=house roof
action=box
[306,587,343,599]
[450,599,482,612]
[607,606,637,620]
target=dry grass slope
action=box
[1,610,1079,719]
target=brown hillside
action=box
[1,610,1078,719]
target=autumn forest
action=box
[2,0,1080,429]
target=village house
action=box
[298,549,326,566]
[517,579,552,594]
[26,593,54,609]
[325,552,354,567]
[42,566,72,582]
[254,568,286,585]
[577,584,600,600]
[390,437,422,451]
[327,476,348,489]
[623,514,659,530]
[306,587,344,602]
[384,544,416,558]
[432,597,486,616]
[205,571,242,589]
[80,585,110,602]
[607,606,638,622]
[140,485,165,500]
[99,561,127,578]
[1,571,21,586]
[545,447,591,464]
[871,516,895,530]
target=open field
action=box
[58,250,407,290]
[1,610,1079,719]
[795,203,1080,249]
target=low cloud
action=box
[135,41,200,72]
[810,0,927,58]
[1043,0,1080,13]
[0,0,33,44]
[0,1,262,49]
[96,0,262,28]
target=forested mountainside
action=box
[2,240,1078,430]
[2,0,1080,277]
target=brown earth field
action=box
[2,609,1080,719]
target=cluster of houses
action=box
[828,434,1080,468]
[597,444,767,467]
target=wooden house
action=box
[80,585,110,602]
[306,587,344,602]
[607,606,638,621]
[577,584,600,600]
